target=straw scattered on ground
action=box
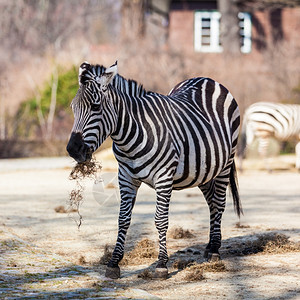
[255,233,300,254]
[98,239,157,267]
[172,259,195,270]
[234,222,251,229]
[230,233,300,256]
[184,261,226,281]
[54,205,77,213]
[121,238,157,266]
[168,227,194,239]
[138,269,153,280]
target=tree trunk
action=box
[218,0,240,56]
[46,65,58,140]
[121,0,145,42]
[0,95,5,140]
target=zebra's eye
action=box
[91,103,101,111]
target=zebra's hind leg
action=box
[257,134,272,172]
[105,176,141,279]
[200,170,230,261]
[153,179,173,279]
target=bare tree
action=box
[0,0,117,141]
[218,0,241,56]
[121,0,146,42]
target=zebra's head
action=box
[67,61,118,163]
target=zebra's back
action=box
[243,102,300,140]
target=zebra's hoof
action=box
[203,248,210,259]
[207,253,220,262]
[105,266,120,279]
[153,267,168,279]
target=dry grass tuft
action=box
[54,205,77,213]
[201,261,226,272]
[121,238,157,266]
[168,227,194,239]
[235,222,250,229]
[184,265,204,281]
[233,233,300,256]
[68,157,101,228]
[172,259,194,270]
[78,255,87,265]
[99,244,113,265]
[257,233,300,254]
[184,261,226,281]
[138,269,153,280]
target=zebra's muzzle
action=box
[66,132,92,163]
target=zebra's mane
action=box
[80,64,148,97]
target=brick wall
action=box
[169,10,195,54]
[168,7,300,59]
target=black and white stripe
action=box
[239,102,300,170]
[67,62,242,278]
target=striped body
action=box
[112,77,240,190]
[240,102,300,169]
[67,62,241,278]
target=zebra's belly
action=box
[172,155,228,190]
[116,143,231,190]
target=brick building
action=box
[168,0,300,58]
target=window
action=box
[194,11,251,53]
[239,12,252,53]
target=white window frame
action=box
[194,11,222,53]
[194,11,252,53]
[239,12,252,53]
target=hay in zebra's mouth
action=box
[69,157,102,181]
[68,157,102,228]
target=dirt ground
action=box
[0,151,299,299]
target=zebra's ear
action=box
[78,61,91,85]
[98,61,118,87]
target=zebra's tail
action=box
[229,161,243,218]
[237,118,247,160]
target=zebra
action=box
[66,61,242,279]
[238,102,300,171]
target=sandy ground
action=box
[0,151,299,299]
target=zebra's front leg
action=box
[105,178,141,279]
[154,181,172,279]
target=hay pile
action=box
[184,261,226,281]
[68,157,101,228]
[98,239,157,266]
[121,238,157,266]
[256,233,300,254]
[230,233,300,256]
[173,259,194,270]
[234,222,250,229]
[137,269,153,279]
[168,227,194,239]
